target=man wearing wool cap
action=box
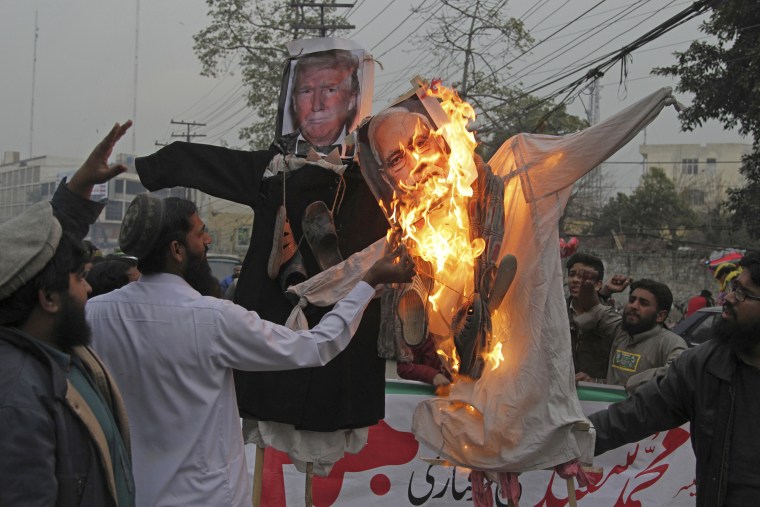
[0,122,135,507]
[86,189,416,506]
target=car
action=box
[671,306,722,347]
[206,253,241,282]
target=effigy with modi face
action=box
[286,80,678,502]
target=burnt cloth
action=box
[135,141,389,431]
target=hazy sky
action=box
[0,0,748,194]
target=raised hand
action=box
[68,121,133,199]
[601,274,633,296]
[576,267,601,313]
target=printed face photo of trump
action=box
[278,48,367,157]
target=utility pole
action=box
[131,0,141,155]
[29,11,39,159]
[169,120,206,204]
[170,120,206,143]
[577,79,603,210]
[290,2,355,37]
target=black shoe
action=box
[488,254,517,313]
[279,250,308,294]
[302,201,343,272]
[453,293,488,379]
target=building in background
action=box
[639,142,751,210]
[0,150,251,256]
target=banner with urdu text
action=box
[250,385,696,506]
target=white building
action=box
[1,149,251,254]
[639,142,751,208]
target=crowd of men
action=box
[1,49,759,506]
[0,122,415,506]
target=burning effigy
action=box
[283,79,677,501]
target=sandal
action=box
[267,206,298,279]
[488,254,517,313]
[453,293,487,379]
[302,201,343,272]
[397,261,433,347]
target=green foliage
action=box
[726,143,760,239]
[653,0,760,238]
[193,0,351,149]
[592,167,695,240]
[474,85,589,159]
[193,0,587,154]
[416,0,588,160]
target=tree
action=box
[415,0,588,160]
[653,0,760,238]
[193,0,351,149]
[592,167,695,241]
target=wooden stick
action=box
[566,477,578,507]
[252,446,264,507]
[305,462,314,507]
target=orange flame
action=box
[389,82,504,376]
[483,342,504,371]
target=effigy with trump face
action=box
[143,35,678,503]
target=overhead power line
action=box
[475,0,713,135]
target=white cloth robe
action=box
[285,87,678,472]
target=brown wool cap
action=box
[119,194,166,259]
[0,201,63,300]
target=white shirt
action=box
[86,273,374,507]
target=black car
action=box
[671,306,722,347]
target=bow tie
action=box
[296,140,342,158]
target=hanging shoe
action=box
[267,206,298,280]
[302,201,343,272]
[397,262,433,347]
[488,254,518,314]
[453,293,487,379]
[279,249,308,295]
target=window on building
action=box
[114,179,124,193]
[105,200,123,221]
[681,158,699,175]
[706,158,717,173]
[687,189,705,206]
[39,181,55,197]
[126,180,146,195]
[236,226,251,248]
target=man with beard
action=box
[85,193,414,507]
[574,275,686,392]
[0,122,135,507]
[368,107,449,199]
[589,251,760,505]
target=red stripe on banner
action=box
[263,419,419,506]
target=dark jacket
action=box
[0,181,131,506]
[590,339,742,506]
[568,298,616,380]
[0,328,132,507]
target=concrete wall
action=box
[583,248,717,322]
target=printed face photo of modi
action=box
[368,108,449,198]
[289,50,360,147]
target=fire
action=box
[388,81,502,377]
[436,347,459,374]
[483,342,504,371]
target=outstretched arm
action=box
[135,141,275,206]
